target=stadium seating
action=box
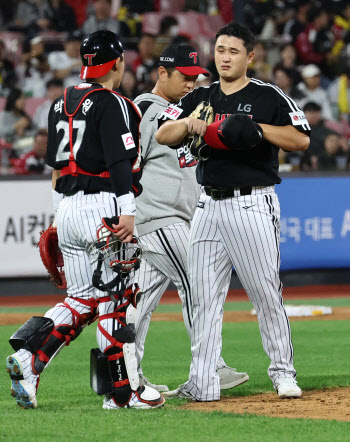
[142,11,223,39]
[0,97,47,119]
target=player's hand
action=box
[112,215,135,243]
[186,117,208,137]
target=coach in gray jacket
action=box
[133,43,249,394]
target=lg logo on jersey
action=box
[237,103,251,112]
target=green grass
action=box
[1,296,349,315]
[153,297,350,313]
[1,314,350,440]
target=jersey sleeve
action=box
[133,99,154,160]
[98,94,139,168]
[46,102,58,168]
[274,87,311,135]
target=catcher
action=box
[5,30,164,410]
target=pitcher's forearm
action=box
[155,119,189,146]
[259,124,310,151]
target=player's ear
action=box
[247,51,254,65]
[158,66,167,82]
[112,57,124,73]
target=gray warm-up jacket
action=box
[133,93,200,236]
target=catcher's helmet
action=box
[80,30,124,80]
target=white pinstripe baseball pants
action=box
[56,191,138,353]
[18,191,127,382]
[184,187,296,401]
[135,222,227,374]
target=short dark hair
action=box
[280,42,296,53]
[308,7,327,23]
[160,16,178,34]
[35,129,48,139]
[5,88,23,112]
[165,67,176,77]
[303,101,322,112]
[274,66,294,80]
[46,78,63,89]
[216,22,255,53]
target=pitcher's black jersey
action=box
[47,82,140,194]
[158,79,311,188]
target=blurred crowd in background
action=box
[0,0,349,175]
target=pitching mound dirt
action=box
[184,387,350,422]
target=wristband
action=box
[117,191,136,216]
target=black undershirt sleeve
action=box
[108,159,132,198]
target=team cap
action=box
[80,30,124,80]
[159,43,210,77]
[301,64,321,78]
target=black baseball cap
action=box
[159,43,210,77]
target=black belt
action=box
[204,186,252,200]
[65,190,101,196]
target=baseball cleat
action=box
[217,366,249,390]
[6,354,37,409]
[103,386,165,409]
[139,374,169,392]
[275,377,302,399]
[162,384,196,400]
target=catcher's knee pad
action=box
[8,316,77,374]
[9,316,55,352]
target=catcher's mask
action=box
[90,228,142,298]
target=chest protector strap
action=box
[61,87,141,178]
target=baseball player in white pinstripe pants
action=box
[6,31,164,410]
[133,43,249,392]
[156,23,311,401]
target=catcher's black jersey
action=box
[47,83,140,194]
[159,79,311,187]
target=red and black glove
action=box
[204,114,263,152]
[38,224,67,289]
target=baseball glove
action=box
[185,101,214,161]
[38,224,67,289]
[218,114,263,151]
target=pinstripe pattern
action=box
[54,191,137,355]
[57,191,118,299]
[10,192,134,390]
[134,222,227,374]
[16,349,39,386]
[185,187,295,401]
[134,223,193,371]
